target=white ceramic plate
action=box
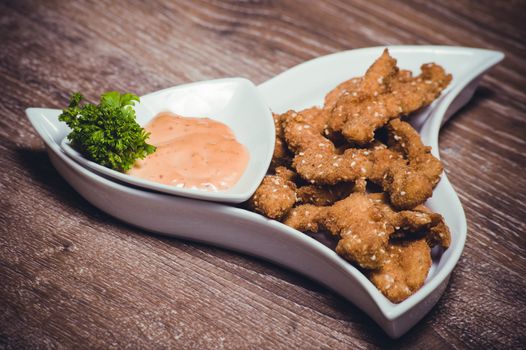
[26,46,503,338]
[61,78,275,203]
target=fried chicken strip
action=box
[283,193,440,269]
[329,50,451,145]
[368,238,432,303]
[296,182,357,206]
[282,107,442,208]
[391,205,451,249]
[248,166,297,220]
[369,119,443,209]
[249,165,362,219]
[270,112,293,170]
[324,77,362,111]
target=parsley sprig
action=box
[59,91,156,171]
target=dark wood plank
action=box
[0,0,525,348]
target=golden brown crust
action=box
[248,166,297,220]
[380,119,443,209]
[427,220,451,248]
[270,113,293,170]
[329,50,452,145]
[387,118,443,185]
[295,182,355,206]
[369,239,432,303]
[248,167,362,219]
[413,206,451,248]
[282,107,442,209]
[284,193,439,269]
[324,77,362,112]
[281,204,325,233]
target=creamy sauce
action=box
[128,112,249,192]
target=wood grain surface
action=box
[1,0,525,349]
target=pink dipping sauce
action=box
[128,112,249,192]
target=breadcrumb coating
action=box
[270,112,293,171]
[248,166,297,220]
[296,182,356,206]
[369,239,432,303]
[329,49,451,145]
[284,193,441,269]
[282,106,442,209]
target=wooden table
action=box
[1,1,525,348]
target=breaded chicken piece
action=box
[281,108,330,152]
[248,166,297,220]
[284,193,438,269]
[326,50,397,139]
[368,239,432,303]
[387,118,443,186]
[329,50,451,145]
[324,77,362,111]
[427,218,451,248]
[282,107,442,209]
[270,112,293,170]
[296,182,358,206]
[323,66,414,137]
[250,166,362,218]
[379,119,443,209]
[282,108,371,184]
[391,205,451,249]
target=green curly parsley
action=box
[59,91,156,172]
